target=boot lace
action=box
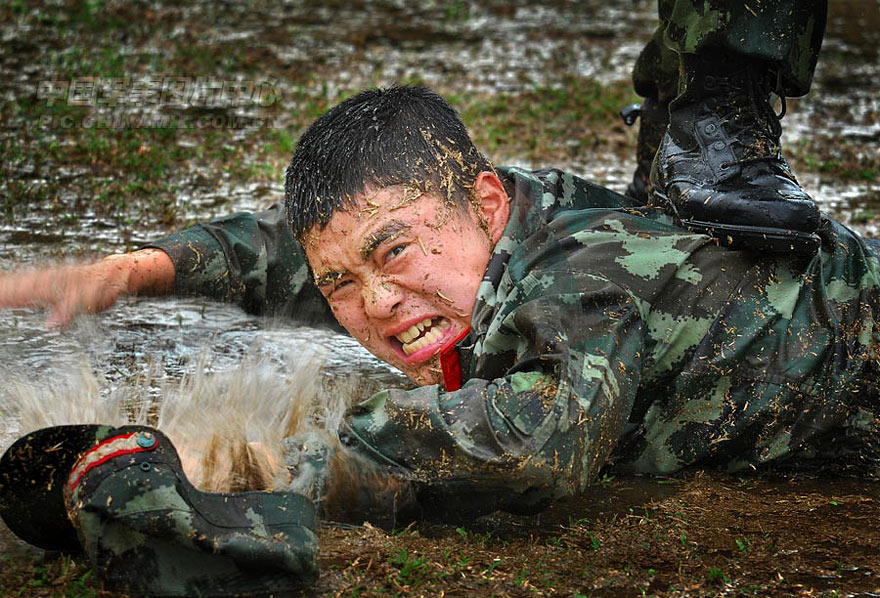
[707,66,788,171]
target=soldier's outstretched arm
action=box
[145,203,336,324]
[1,203,337,328]
[339,275,646,519]
[0,248,175,329]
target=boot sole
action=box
[653,190,821,255]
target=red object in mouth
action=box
[439,327,470,391]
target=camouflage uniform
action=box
[149,167,880,517]
[0,425,319,596]
[633,0,828,101]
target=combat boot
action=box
[650,54,822,254]
[621,95,670,204]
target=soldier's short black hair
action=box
[284,85,494,239]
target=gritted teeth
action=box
[398,317,451,355]
[397,317,433,344]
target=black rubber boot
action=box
[622,95,670,204]
[650,54,822,254]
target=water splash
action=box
[3,347,410,524]
[155,349,325,493]
[11,358,137,433]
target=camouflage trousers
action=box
[633,0,828,100]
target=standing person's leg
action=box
[664,0,826,97]
[625,0,679,203]
[627,0,828,254]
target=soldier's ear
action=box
[473,171,510,245]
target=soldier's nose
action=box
[363,277,402,319]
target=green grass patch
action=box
[455,76,639,163]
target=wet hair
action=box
[284,85,494,239]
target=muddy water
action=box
[1,2,880,587]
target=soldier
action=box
[1,86,878,528]
[624,0,828,254]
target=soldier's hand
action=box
[0,248,175,329]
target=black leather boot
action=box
[622,95,670,204]
[650,54,822,254]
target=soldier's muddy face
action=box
[304,175,509,385]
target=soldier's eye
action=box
[328,278,354,298]
[387,244,407,259]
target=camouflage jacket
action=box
[150,167,880,516]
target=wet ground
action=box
[1,1,880,596]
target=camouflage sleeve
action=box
[145,204,336,324]
[340,276,645,519]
